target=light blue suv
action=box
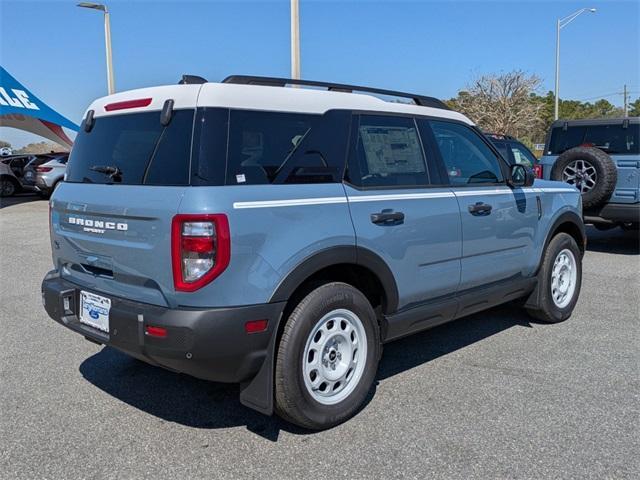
[42,75,585,429]
[538,117,639,230]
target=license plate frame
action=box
[79,291,111,333]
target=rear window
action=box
[66,110,194,185]
[548,123,640,155]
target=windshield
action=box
[66,110,194,185]
[548,123,639,155]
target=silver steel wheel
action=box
[551,248,577,308]
[302,308,367,405]
[562,159,597,193]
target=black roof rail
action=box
[179,74,208,85]
[222,75,450,110]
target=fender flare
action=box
[543,210,586,260]
[269,245,399,314]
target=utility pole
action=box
[623,84,628,117]
[290,0,301,80]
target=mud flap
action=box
[238,313,282,415]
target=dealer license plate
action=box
[79,291,111,333]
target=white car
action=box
[35,154,68,198]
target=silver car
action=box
[35,154,68,198]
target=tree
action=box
[0,140,11,149]
[448,71,543,143]
[14,141,68,154]
[629,98,640,117]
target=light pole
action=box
[78,2,115,95]
[554,7,596,120]
[290,0,300,80]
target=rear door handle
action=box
[468,202,492,216]
[371,209,405,225]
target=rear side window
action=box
[66,110,193,185]
[548,124,640,155]
[347,115,429,188]
[193,109,349,186]
[430,121,504,185]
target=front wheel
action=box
[526,233,582,323]
[275,282,381,430]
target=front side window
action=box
[348,115,429,188]
[430,121,504,185]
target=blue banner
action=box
[0,66,79,131]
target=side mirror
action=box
[509,164,535,188]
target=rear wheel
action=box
[0,177,17,197]
[526,233,582,323]
[275,282,381,430]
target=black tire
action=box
[551,147,617,209]
[0,176,18,197]
[526,233,582,323]
[275,282,381,430]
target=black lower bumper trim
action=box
[42,271,285,384]
[584,202,640,224]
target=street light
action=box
[77,2,115,95]
[290,0,301,80]
[554,7,596,120]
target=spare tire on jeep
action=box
[551,147,617,209]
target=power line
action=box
[576,90,639,102]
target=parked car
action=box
[0,155,38,197]
[538,117,639,230]
[0,159,21,197]
[35,153,68,198]
[22,153,67,188]
[42,75,585,430]
[486,133,542,178]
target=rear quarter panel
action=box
[177,184,355,308]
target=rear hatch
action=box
[51,86,200,307]
[545,120,640,203]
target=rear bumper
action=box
[42,270,285,383]
[584,202,640,224]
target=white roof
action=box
[85,82,473,125]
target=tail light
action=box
[171,214,230,292]
[37,166,53,173]
[533,164,543,179]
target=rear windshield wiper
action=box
[90,165,122,181]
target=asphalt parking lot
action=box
[1,195,638,479]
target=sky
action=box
[1,0,639,148]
